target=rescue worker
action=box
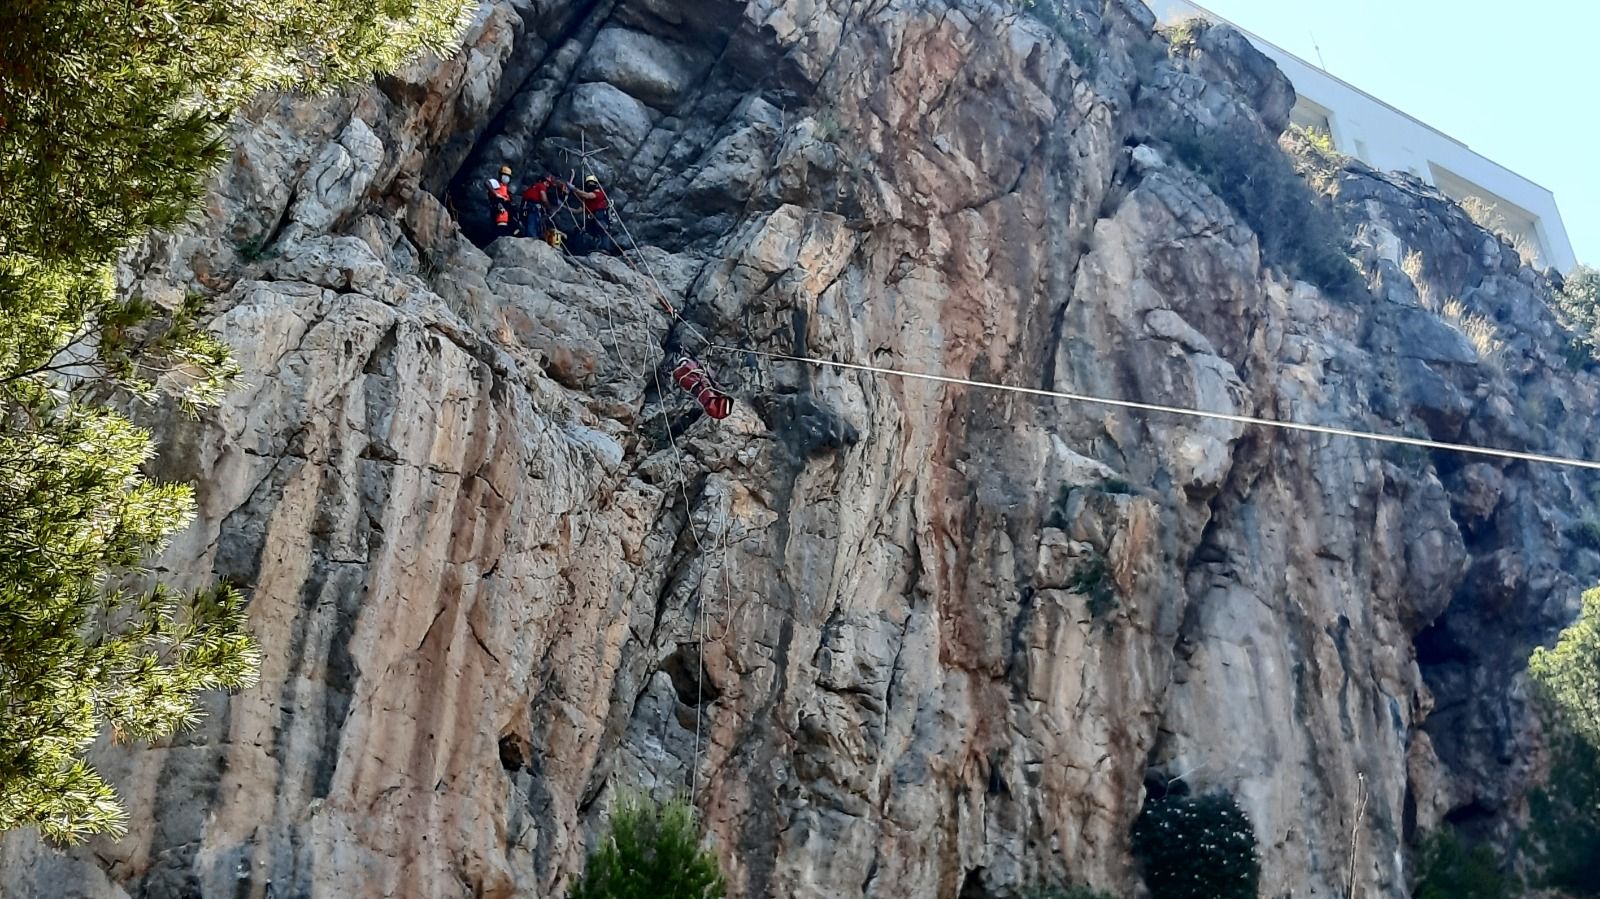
[486,164,517,238]
[570,175,612,243]
[520,171,559,245]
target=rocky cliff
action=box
[4,1,1599,897]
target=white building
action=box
[1143,0,1578,273]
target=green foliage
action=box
[1160,16,1209,55]
[1569,520,1600,552]
[0,0,472,262]
[1069,555,1117,618]
[1530,587,1600,753]
[1292,124,1340,159]
[1164,129,1363,299]
[569,795,725,899]
[1015,1,1097,71]
[1414,830,1513,899]
[1522,586,1600,896]
[1131,790,1259,899]
[0,0,471,842]
[1524,730,1600,896]
[1556,265,1600,367]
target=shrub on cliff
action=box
[1555,265,1600,367]
[1414,830,1513,899]
[1131,787,1259,899]
[1013,0,1095,70]
[0,0,470,841]
[570,795,726,899]
[1165,129,1363,300]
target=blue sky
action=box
[1194,0,1597,268]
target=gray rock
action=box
[549,81,659,156]
[576,27,701,110]
[10,3,1595,899]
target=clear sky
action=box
[1192,0,1597,268]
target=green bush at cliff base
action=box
[1523,731,1600,897]
[569,795,726,899]
[0,0,471,842]
[1131,790,1260,899]
[1414,830,1514,899]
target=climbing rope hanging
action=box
[608,266,721,820]
[560,223,723,819]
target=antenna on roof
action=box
[1309,30,1327,70]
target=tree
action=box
[1523,732,1600,897]
[1131,788,1260,899]
[569,795,726,899]
[0,0,470,841]
[1530,587,1600,753]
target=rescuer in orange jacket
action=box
[487,164,517,238]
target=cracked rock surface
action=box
[5,1,1600,897]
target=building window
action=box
[1290,96,1335,140]
[1429,163,1549,267]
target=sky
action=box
[1192,0,1598,268]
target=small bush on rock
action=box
[1131,788,1259,899]
[1069,555,1118,618]
[1015,0,1096,71]
[1414,829,1513,899]
[1568,520,1600,552]
[570,795,725,899]
[1556,265,1600,367]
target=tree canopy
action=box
[0,0,469,842]
[1530,587,1600,753]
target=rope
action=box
[554,245,721,812]
[713,345,1600,472]
[591,198,717,350]
[579,218,719,817]
[615,285,716,820]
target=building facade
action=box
[1143,0,1578,273]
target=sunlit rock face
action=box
[5,1,1598,897]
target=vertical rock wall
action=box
[4,1,1598,897]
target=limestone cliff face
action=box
[4,2,1598,897]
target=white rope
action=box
[718,345,1600,472]
[598,203,717,350]
[584,220,717,818]
[560,249,718,809]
